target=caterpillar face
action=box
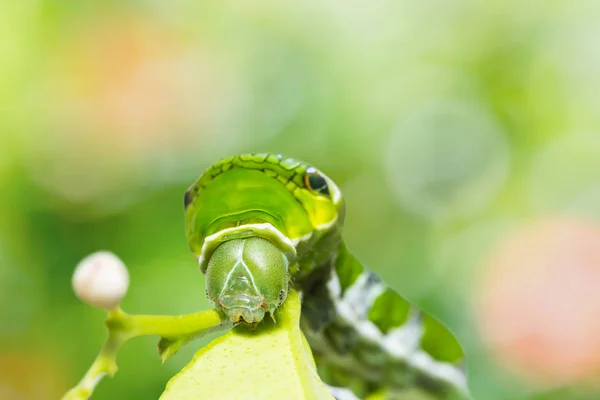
[206,237,288,324]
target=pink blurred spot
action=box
[31,11,238,205]
[51,12,224,153]
[475,218,600,388]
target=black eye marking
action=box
[184,189,194,209]
[279,290,286,301]
[304,167,330,196]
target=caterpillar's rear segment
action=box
[301,244,468,399]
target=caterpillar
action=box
[184,153,468,400]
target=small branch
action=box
[122,308,231,339]
[62,330,123,400]
[62,308,233,400]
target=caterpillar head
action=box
[205,237,289,324]
[184,154,346,325]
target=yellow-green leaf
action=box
[158,337,185,364]
[160,290,333,400]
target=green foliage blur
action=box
[1,1,599,399]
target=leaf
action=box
[159,290,334,400]
[158,337,186,363]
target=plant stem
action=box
[125,309,230,339]
[62,307,233,400]
[62,330,123,400]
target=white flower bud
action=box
[72,251,130,309]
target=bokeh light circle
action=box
[385,100,510,221]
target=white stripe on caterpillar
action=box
[324,269,469,395]
[381,307,423,357]
[325,385,361,400]
[339,271,386,319]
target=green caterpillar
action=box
[184,153,468,400]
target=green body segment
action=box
[185,153,468,399]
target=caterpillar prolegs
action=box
[184,153,468,400]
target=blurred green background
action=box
[1,1,600,399]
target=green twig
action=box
[62,308,233,400]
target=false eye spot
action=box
[279,290,286,300]
[304,168,330,196]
